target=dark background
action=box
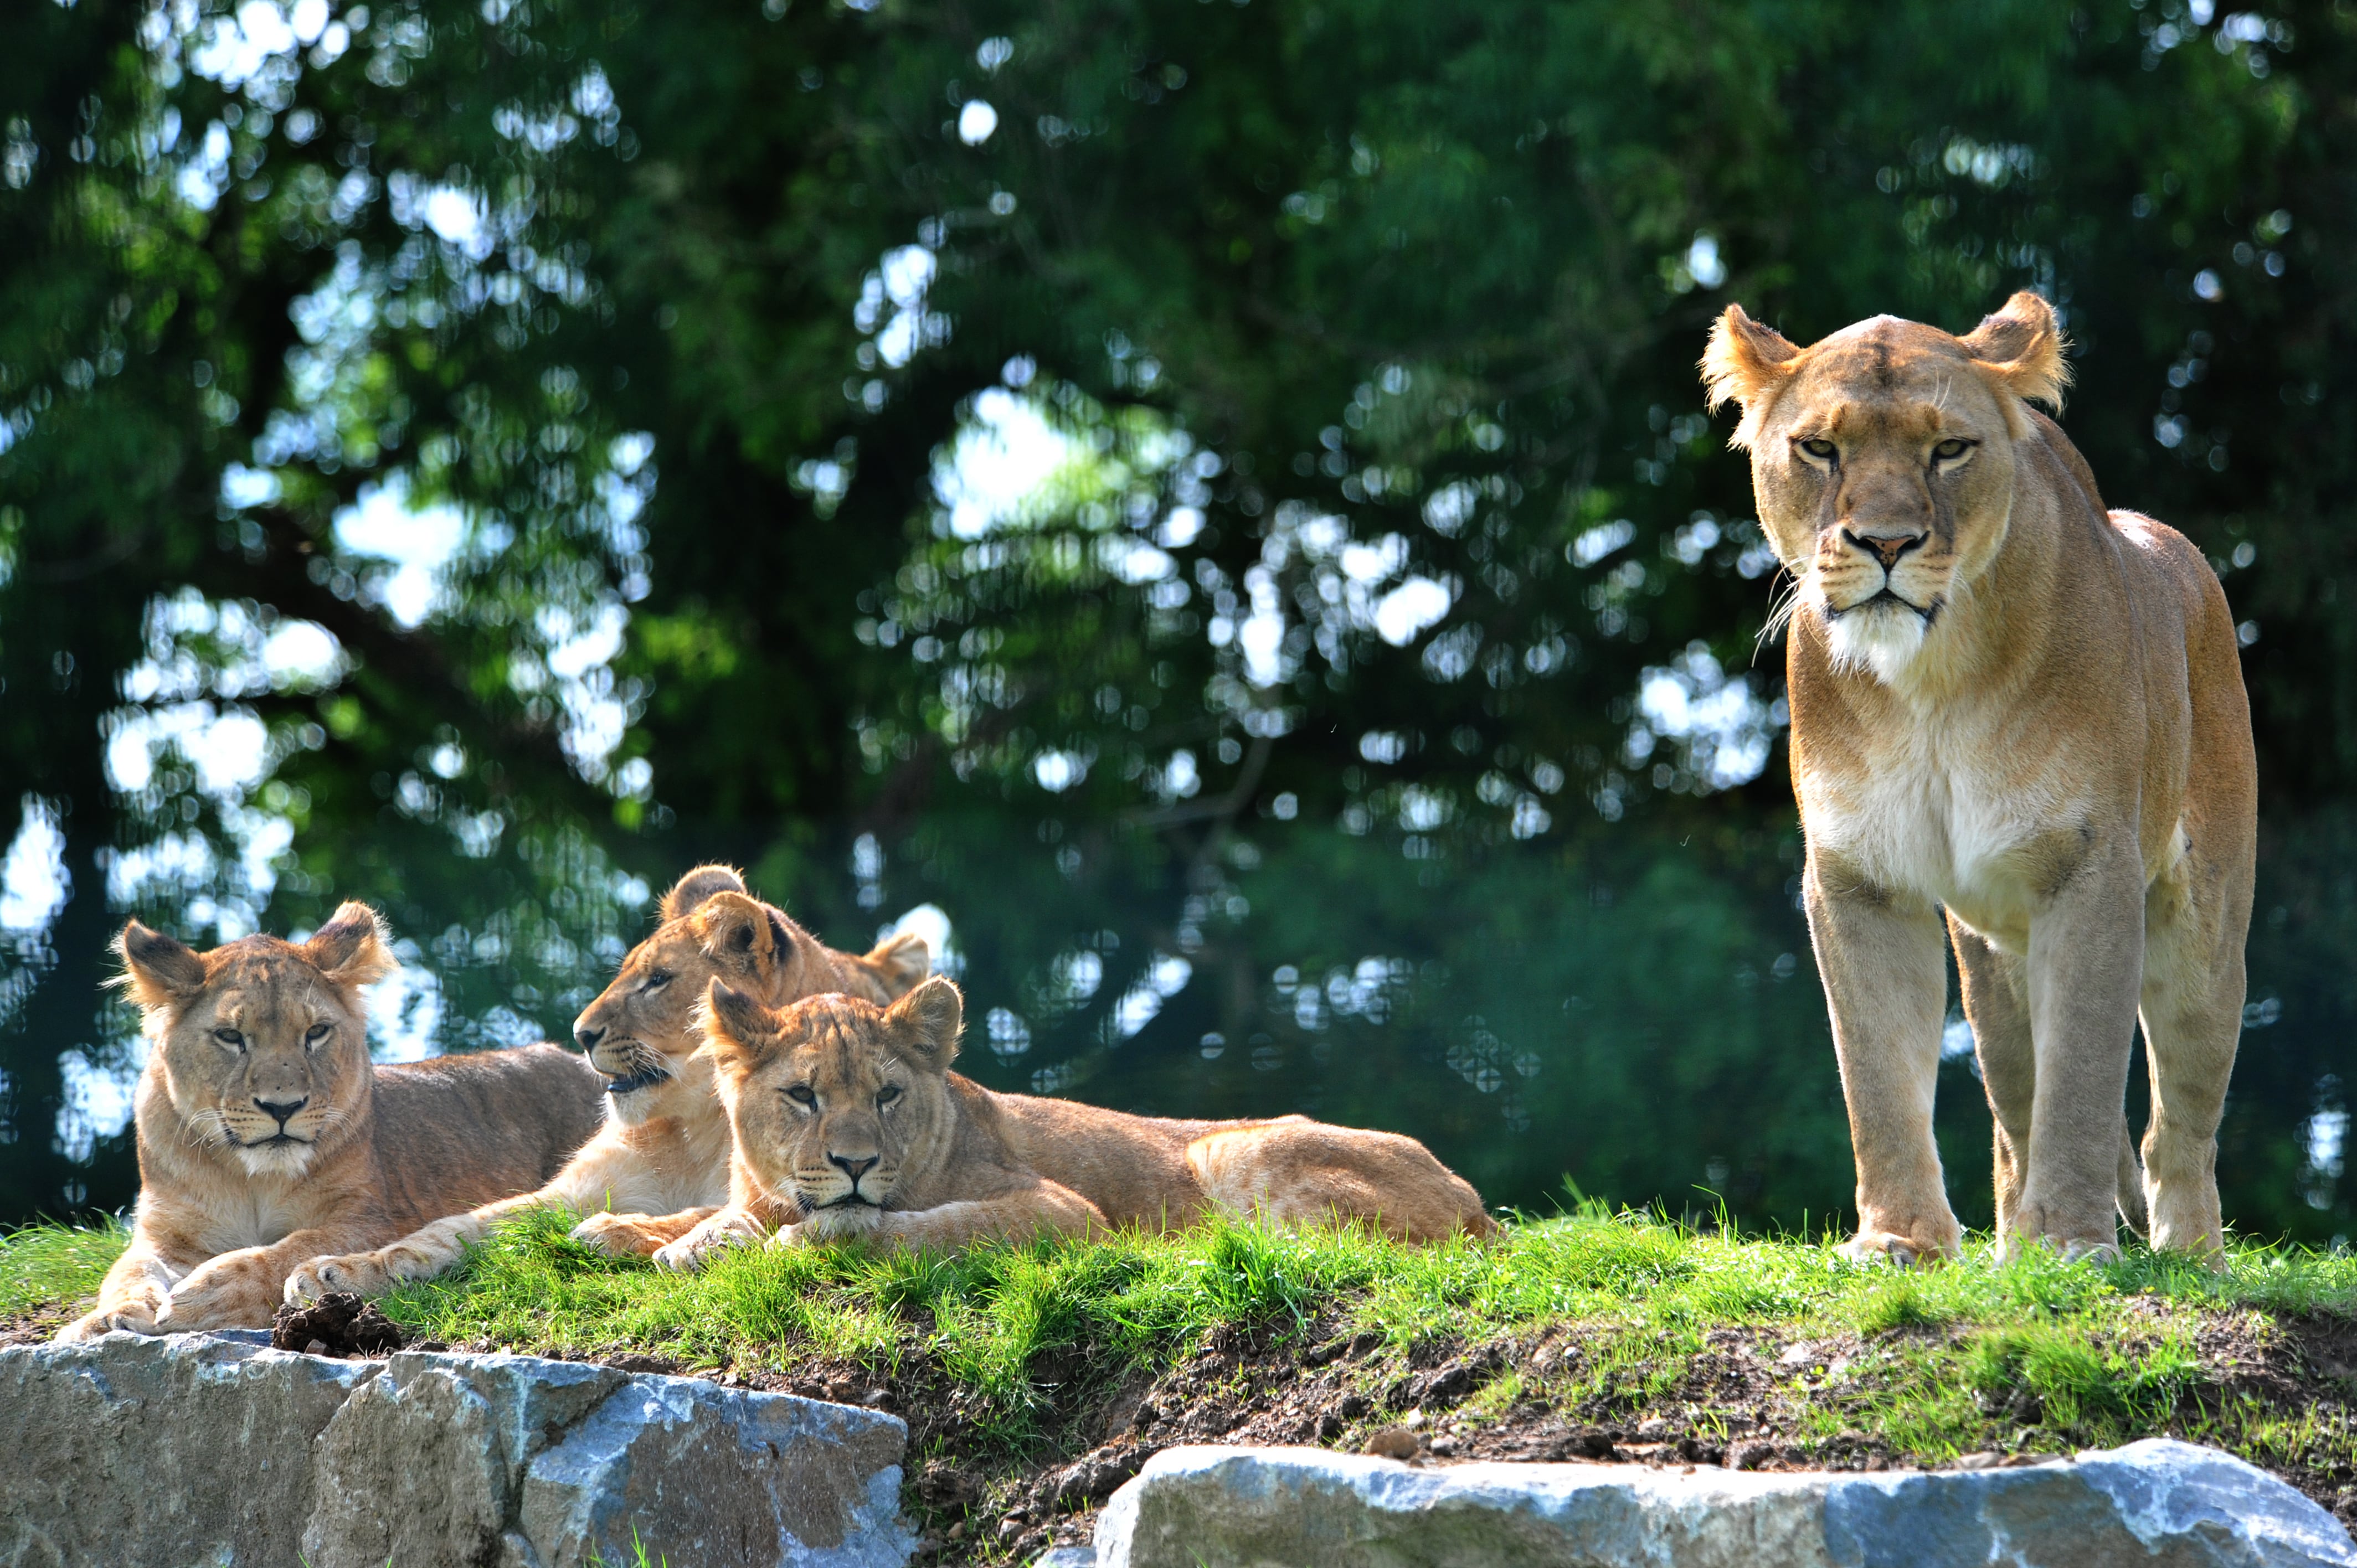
[0,0,2346,1244]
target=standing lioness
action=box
[59,904,604,1339]
[1702,291,2255,1265]
[652,976,1493,1270]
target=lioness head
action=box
[701,977,965,1235]
[116,904,393,1179]
[1702,290,2071,684]
[572,865,899,1125]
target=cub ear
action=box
[884,976,963,1072]
[305,902,396,989]
[114,921,207,1010]
[699,979,777,1079]
[858,931,931,998]
[660,864,747,924]
[1700,303,1802,450]
[1962,290,2071,414]
[692,891,799,983]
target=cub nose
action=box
[255,1096,308,1126]
[830,1153,879,1183]
[1844,529,1927,571]
[574,1024,606,1052]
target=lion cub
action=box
[60,905,604,1340]
[284,865,927,1301]
[1702,291,2256,1265]
[652,976,1492,1270]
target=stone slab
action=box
[1088,1440,2357,1568]
[0,1333,916,1568]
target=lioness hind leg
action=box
[1184,1123,1491,1243]
[2138,889,2242,1262]
[1951,917,2035,1253]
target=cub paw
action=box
[284,1252,390,1304]
[652,1216,758,1274]
[569,1212,661,1257]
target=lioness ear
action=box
[660,864,747,924]
[1962,290,2071,416]
[1700,303,1802,451]
[699,979,775,1079]
[114,921,206,1009]
[884,977,963,1072]
[305,902,395,989]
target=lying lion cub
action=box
[60,905,604,1340]
[1702,291,2256,1264]
[285,866,926,1301]
[652,976,1492,1270]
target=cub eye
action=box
[1932,438,1974,462]
[644,970,673,992]
[304,1023,333,1049]
[877,1085,902,1108]
[785,1085,817,1107]
[1798,438,1838,461]
[213,1028,245,1051]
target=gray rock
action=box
[1092,1440,2357,1568]
[1,1333,916,1568]
[0,1330,382,1568]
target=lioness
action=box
[58,905,604,1340]
[1701,291,2256,1264]
[651,976,1493,1269]
[284,865,927,1299]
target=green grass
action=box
[0,1218,127,1318]
[8,1206,2353,1486]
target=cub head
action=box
[701,977,965,1235]
[115,903,392,1180]
[1702,290,2070,684]
[570,865,848,1123]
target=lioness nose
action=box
[574,1024,605,1052]
[255,1096,308,1126]
[1844,529,1926,571]
[830,1153,879,1183]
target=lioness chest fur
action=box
[653,977,1493,1269]
[1704,291,2256,1265]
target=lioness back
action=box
[370,1043,604,1228]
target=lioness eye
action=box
[644,970,673,992]
[877,1085,902,1108]
[214,1028,245,1050]
[305,1023,332,1048]
[1932,438,1973,461]
[785,1085,817,1107]
[1799,437,1837,460]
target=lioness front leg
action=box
[570,1206,719,1256]
[56,1240,184,1342]
[2016,842,2147,1262]
[1806,858,1961,1265]
[861,1183,1105,1252]
[287,1190,548,1303]
[175,1227,377,1332]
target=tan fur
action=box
[56,906,604,1340]
[652,977,1493,1270]
[285,866,929,1300]
[1702,291,2256,1266]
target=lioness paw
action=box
[1839,1230,1951,1268]
[284,1252,388,1303]
[164,1252,278,1331]
[652,1214,761,1273]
